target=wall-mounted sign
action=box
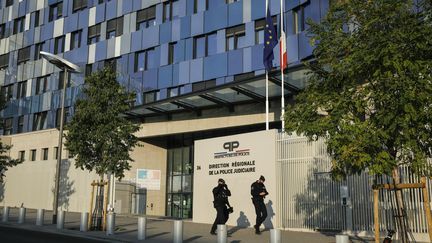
[136,169,161,190]
[193,130,277,227]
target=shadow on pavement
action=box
[146,231,170,239]
[115,229,137,235]
[184,235,202,242]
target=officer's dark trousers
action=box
[253,199,267,228]
[211,206,229,233]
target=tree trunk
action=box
[392,168,409,243]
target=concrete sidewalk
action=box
[1,208,374,243]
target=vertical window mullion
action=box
[205,35,208,57]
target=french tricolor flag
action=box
[279,20,287,71]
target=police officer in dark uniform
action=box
[210,178,231,235]
[251,175,268,234]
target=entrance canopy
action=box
[124,68,308,119]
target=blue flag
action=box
[263,6,278,71]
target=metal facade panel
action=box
[203,52,227,80]
[242,0,251,23]
[189,58,203,83]
[190,12,203,37]
[204,4,227,33]
[158,64,173,89]
[228,1,243,27]
[0,0,329,134]
[178,60,190,85]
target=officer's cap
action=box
[259,175,265,182]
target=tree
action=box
[284,1,432,241]
[0,94,22,183]
[64,66,140,180]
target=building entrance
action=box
[166,146,193,218]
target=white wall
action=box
[193,130,277,229]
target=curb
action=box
[0,222,135,243]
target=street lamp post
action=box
[40,51,81,224]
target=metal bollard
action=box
[80,212,89,232]
[173,220,183,243]
[217,224,227,243]
[270,229,281,243]
[2,207,9,222]
[138,217,147,240]
[336,235,349,243]
[106,212,115,235]
[18,207,26,224]
[137,217,147,240]
[56,210,65,229]
[36,209,44,226]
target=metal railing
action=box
[276,132,431,240]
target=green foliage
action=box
[284,0,432,180]
[64,66,140,180]
[0,93,22,182]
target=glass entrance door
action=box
[166,146,193,218]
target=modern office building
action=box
[0,0,329,221]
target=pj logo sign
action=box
[214,141,250,159]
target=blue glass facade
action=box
[0,0,329,135]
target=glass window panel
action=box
[237,34,247,48]
[183,147,192,174]
[210,88,250,103]
[182,175,192,192]
[18,150,25,161]
[172,0,181,20]
[163,3,171,22]
[137,22,146,31]
[172,176,182,193]
[135,51,145,72]
[71,30,82,50]
[30,149,36,161]
[147,19,156,27]
[167,175,173,193]
[168,149,173,175]
[0,53,9,69]
[34,42,44,60]
[17,81,27,99]
[17,116,24,133]
[173,148,182,175]
[195,0,206,13]
[54,36,65,54]
[148,6,156,19]
[194,36,205,58]
[0,24,6,39]
[167,194,172,217]
[182,194,192,218]
[172,194,181,217]
[42,148,49,160]
[181,95,214,106]
[116,17,124,36]
[257,29,264,44]
[227,36,235,51]
[156,102,182,111]
[3,118,12,135]
[146,49,157,69]
[107,30,116,39]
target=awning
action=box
[124,68,308,119]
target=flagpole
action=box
[280,0,285,132]
[266,72,269,131]
[265,0,269,131]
